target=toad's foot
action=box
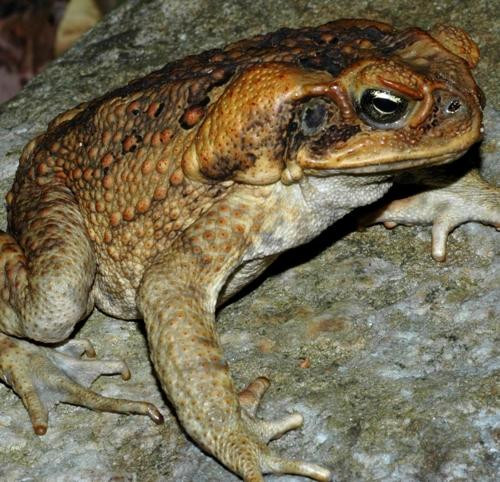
[236,376,332,481]
[0,333,163,434]
[364,169,500,261]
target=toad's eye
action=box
[358,89,409,127]
[300,99,328,135]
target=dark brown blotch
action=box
[122,132,143,154]
[310,124,361,155]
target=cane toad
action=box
[0,19,498,481]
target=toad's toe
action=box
[237,376,332,481]
[239,377,304,443]
[54,338,96,358]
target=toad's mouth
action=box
[297,115,482,176]
[302,149,468,176]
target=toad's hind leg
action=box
[0,185,162,433]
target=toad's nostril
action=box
[446,99,462,114]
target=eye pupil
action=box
[446,99,461,113]
[359,89,409,127]
[373,96,399,114]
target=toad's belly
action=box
[92,262,143,319]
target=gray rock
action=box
[0,1,498,481]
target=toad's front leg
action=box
[365,168,500,261]
[138,228,331,481]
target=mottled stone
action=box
[0,0,497,481]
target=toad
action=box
[0,19,498,481]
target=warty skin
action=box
[0,19,499,481]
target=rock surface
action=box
[0,1,498,481]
